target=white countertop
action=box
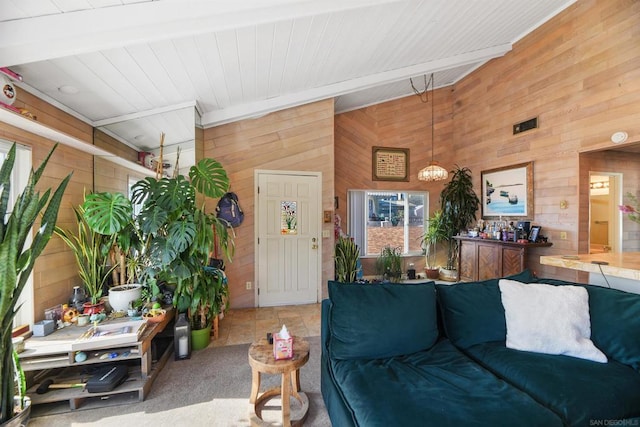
[540,252,640,281]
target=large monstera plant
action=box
[82,158,233,329]
[0,143,71,423]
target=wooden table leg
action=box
[291,368,301,392]
[281,371,291,427]
[249,368,260,404]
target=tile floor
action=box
[213,303,321,347]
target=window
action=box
[0,140,33,327]
[128,175,145,217]
[347,190,427,256]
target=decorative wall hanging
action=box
[372,146,409,182]
[481,162,533,218]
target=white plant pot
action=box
[108,284,143,313]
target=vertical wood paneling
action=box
[204,99,335,309]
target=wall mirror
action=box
[95,105,197,180]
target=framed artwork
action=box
[372,147,409,182]
[481,161,533,218]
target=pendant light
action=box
[413,73,448,182]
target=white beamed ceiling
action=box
[0,0,576,151]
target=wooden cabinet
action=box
[456,237,552,282]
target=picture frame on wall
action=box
[372,146,409,182]
[481,161,533,218]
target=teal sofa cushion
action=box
[329,339,563,427]
[327,281,438,359]
[466,342,640,426]
[586,285,640,370]
[436,270,534,349]
[532,278,640,371]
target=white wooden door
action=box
[256,171,321,307]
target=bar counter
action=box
[540,252,640,281]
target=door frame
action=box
[588,171,622,253]
[254,169,323,307]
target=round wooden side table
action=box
[248,336,310,427]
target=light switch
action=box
[322,230,330,238]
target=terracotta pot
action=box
[82,301,105,315]
[424,268,440,279]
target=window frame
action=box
[347,189,428,258]
[0,140,33,327]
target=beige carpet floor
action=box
[28,336,329,427]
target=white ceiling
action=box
[0,0,576,157]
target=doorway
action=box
[255,170,322,307]
[588,172,621,254]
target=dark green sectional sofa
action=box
[321,271,640,426]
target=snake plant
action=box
[335,235,360,283]
[0,143,71,423]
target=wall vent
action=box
[513,117,538,135]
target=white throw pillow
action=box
[498,279,607,363]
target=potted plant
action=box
[439,166,480,280]
[0,143,71,424]
[334,235,360,283]
[421,210,447,279]
[375,245,403,283]
[54,205,118,314]
[82,158,234,348]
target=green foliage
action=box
[439,166,480,270]
[376,245,403,283]
[0,143,70,423]
[421,210,447,269]
[189,158,229,199]
[54,205,116,304]
[334,236,360,283]
[81,157,234,329]
[181,266,229,330]
[82,192,133,235]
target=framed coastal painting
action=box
[481,162,533,218]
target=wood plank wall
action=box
[204,99,335,308]
[335,88,453,274]
[0,90,94,320]
[449,0,640,280]
[335,0,640,281]
[93,127,138,163]
[0,93,148,320]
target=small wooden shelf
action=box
[20,309,174,411]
